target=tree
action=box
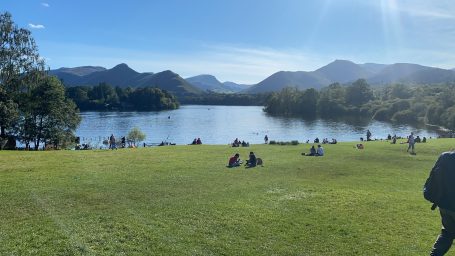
[0,12,45,138]
[16,76,81,150]
[317,83,347,117]
[127,127,146,147]
[297,88,319,117]
[0,13,81,150]
[0,87,18,137]
[345,79,374,106]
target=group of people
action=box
[305,138,337,145]
[108,134,118,150]
[363,129,428,155]
[231,138,249,147]
[302,144,324,156]
[228,151,259,168]
[322,138,337,144]
[190,138,202,145]
[108,134,127,149]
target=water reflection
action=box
[76,105,440,145]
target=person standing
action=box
[424,152,455,255]
[264,135,269,144]
[366,130,372,141]
[407,132,415,154]
[109,134,116,150]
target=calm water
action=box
[76,105,440,146]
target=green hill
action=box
[0,139,451,255]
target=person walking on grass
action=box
[424,152,455,255]
[407,132,415,154]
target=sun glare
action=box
[380,0,404,61]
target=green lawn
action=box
[0,139,452,255]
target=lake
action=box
[76,105,440,147]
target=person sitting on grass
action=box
[391,134,397,144]
[415,135,421,143]
[316,144,324,156]
[302,145,317,156]
[246,151,257,167]
[228,153,241,167]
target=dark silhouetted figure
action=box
[424,152,455,256]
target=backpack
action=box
[423,152,455,211]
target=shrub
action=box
[269,140,299,145]
[127,127,146,147]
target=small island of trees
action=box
[264,79,455,131]
[66,84,179,111]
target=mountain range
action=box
[185,75,251,93]
[50,60,455,96]
[245,60,455,93]
[50,63,202,97]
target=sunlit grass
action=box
[0,139,450,255]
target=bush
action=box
[269,140,299,145]
[127,127,146,147]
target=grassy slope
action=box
[0,139,452,255]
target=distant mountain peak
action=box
[333,59,356,64]
[315,59,370,83]
[112,63,132,70]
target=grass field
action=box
[0,139,453,255]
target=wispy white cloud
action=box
[29,23,45,29]
[41,2,50,8]
[377,0,455,19]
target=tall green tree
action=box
[0,12,44,138]
[0,87,18,137]
[16,76,80,150]
[1,12,80,149]
[345,79,373,107]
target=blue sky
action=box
[3,0,455,83]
